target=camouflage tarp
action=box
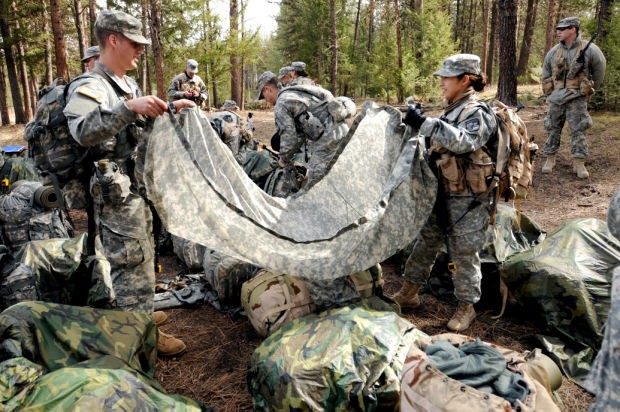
[144,106,437,280]
[248,297,427,411]
[500,218,620,385]
[0,301,206,411]
[0,234,115,310]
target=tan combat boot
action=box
[572,158,589,179]
[446,302,476,332]
[158,329,186,356]
[153,311,168,326]
[392,280,421,309]
[542,155,555,173]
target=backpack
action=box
[24,78,89,186]
[490,100,538,202]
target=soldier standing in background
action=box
[64,9,195,356]
[289,61,315,86]
[278,66,293,87]
[81,46,100,71]
[168,59,209,107]
[541,17,606,179]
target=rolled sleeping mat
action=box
[33,185,62,209]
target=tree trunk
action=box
[466,0,475,52]
[0,17,26,124]
[596,0,612,43]
[454,0,460,42]
[394,0,403,102]
[497,0,518,105]
[365,0,374,95]
[485,0,498,84]
[88,0,96,45]
[544,0,555,54]
[480,0,490,71]
[140,0,149,93]
[42,0,54,85]
[13,13,32,120]
[240,0,245,109]
[329,0,338,94]
[0,55,9,125]
[229,0,242,106]
[149,0,165,98]
[517,0,538,77]
[50,0,69,80]
[73,0,87,73]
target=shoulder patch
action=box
[76,85,104,103]
[464,118,481,132]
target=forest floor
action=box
[1,87,618,411]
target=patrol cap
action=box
[291,61,306,72]
[556,17,580,29]
[95,10,151,45]
[433,53,481,77]
[186,59,199,73]
[81,45,100,62]
[278,66,292,79]
[256,71,277,100]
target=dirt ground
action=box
[2,99,618,411]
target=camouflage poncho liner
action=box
[248,297,428,411]
[144,106,437,280]
[0,301,206,411]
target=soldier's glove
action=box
[404,105,426,129]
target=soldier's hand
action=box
[192,90,200,97]
[171,99,196,112]
[184,90,193,98]
[126,96,169,118]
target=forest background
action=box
[0,0,617,126]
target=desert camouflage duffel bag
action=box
[401,333,561,412]
[241,265,384,337]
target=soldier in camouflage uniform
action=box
[167,59,208,107]
[256,71,348,192]
[81,45,100,71]
[541,17,606,179]
[288,61,315,86]
[64,10,195,356]
[585,185,620,411]
[393,54,498,332]
[277,66,293,87]
[0,151,39,195]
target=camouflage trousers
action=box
[92,169,155,314]
[543,96,593,158]
[305,277,361,310]
[584,267,620,412]
[403,199,490,304]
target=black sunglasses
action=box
[556,26,573,31]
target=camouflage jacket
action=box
[64,62,143,176]
[167,72,208,104]
[288,76,314,86]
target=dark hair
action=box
[295,70,309,77]
[266,77,279,88]
[458,73,487,92]
[95,29,119,50]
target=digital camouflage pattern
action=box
[401,333,560,412]
[0,156,40,194]
[0,233,114,310]
[248,297,426,411]
[609,185,620,240]
[543,96,592,158]
[64,62,155,314]
[0,301,206,411]
[208,110,258,164]
[172,234,207,270]
[0,181,71,251]
[144,106,437,280]
[167,72,208,105]
[501,218,620,384]
[203,248,260,306]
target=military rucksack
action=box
[24,78,89,186]
[490,100,538,202]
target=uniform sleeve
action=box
[275,96,306,164]
[64,77,138,148]
[167,76,185,100]
[587,45,607,89]
[419,104,497,155]
[542,47,555,81]
[198,78,208,102]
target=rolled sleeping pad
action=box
[33,185,62,209]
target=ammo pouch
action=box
[465,149,494,194]
[295,110,325,141]
[90,160,131,205]
[436,154,466,193]
[579,77,595,97]
[542,77,554,96]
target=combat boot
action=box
[446,302,476,332]
[573,158,589,179]
[542,155,555,174]
[158,329,186,356]
[392,280,421,309]
[153,311,168,326]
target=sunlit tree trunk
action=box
[544,0,555,54]
[481,0,490,71]
[73,0,87,73]
[230,0,242,106]
[517,0,538,77]
[50,0,69,80]
[149,0,165,98]
[497,0,518,105]
[42,0,54,85]
[88,0,96,45]
[485,0,498,84]
[14,13,33,120]
[0,56,9,125]
[0,16,26,123]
